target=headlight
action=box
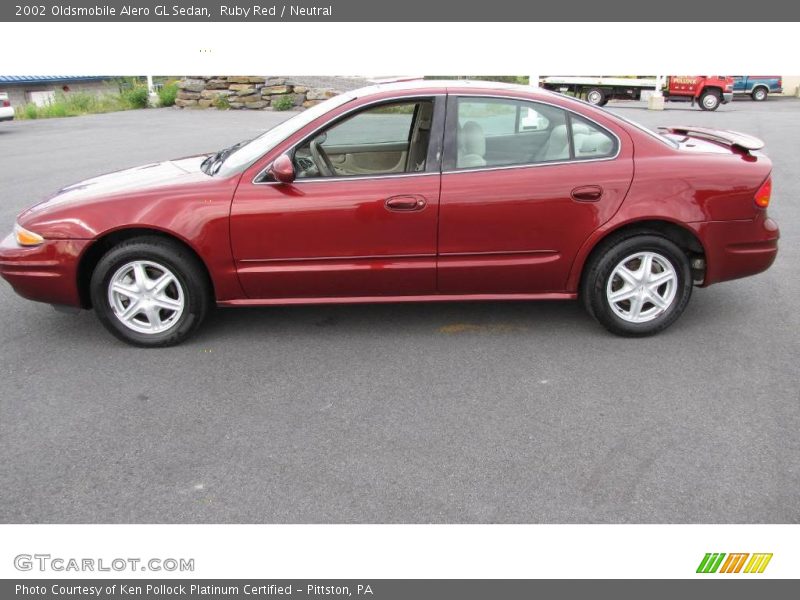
[14,223,44,246]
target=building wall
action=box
[781,75,800,97]
[0,80,117,107]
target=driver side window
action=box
[293,99,434,179]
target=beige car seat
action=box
[539,123,591,161]
[457,121,487,168]
[576,131,614,157]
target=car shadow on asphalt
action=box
[193,286,740,344]
[196,300,603,342]
[17,285,742,348]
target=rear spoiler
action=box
[658,126,765,153]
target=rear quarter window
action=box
[570,114,618,159]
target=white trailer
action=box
[541,76,658,106]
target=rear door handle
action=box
[571,185,603,202]
[385,195,426,211]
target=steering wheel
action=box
[309,134,337,177]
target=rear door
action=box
[437,94,634,294]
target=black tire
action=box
[699,90,721,111]
[581,234,693,337]
[90,236,211,347]
[751,86,768,101]
[586,88,606,106]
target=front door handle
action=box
[571,185,603,202]
[385,195,426,211]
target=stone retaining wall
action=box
[175,76,340,110]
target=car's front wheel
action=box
[582,234,693,336]
[90,237,210,347]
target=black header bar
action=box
[3,1,800,22]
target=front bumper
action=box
[694,211,779,286]
[0,233,90,307]
[722,92,734,104]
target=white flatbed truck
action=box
[540,76,658,106]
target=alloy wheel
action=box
[107,260,185,334]
[606,251,678,324]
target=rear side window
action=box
[446,97,618,171]
[570,114,618,159]
[453,98,569,169]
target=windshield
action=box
[212,92,357,177]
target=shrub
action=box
[20,103,39,119]
[121,84,150,109]
[157,82,178,107]
[43,102,68,118]
[272,94,294,111]
[11,77,185,120]
[14,91,128,120]
[63,92,95,113]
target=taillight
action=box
[755,177,772,208]
[1,99,9,107]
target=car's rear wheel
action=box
[586,88,606,106]
[582,234,692,336]
[699,90,721,111]
[751,86,768,101]
[90,237,210,347]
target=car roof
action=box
[350,78,554,99]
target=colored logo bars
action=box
[696,553,773,574]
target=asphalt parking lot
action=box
[1,98,798,523]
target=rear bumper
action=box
[694,212,779,286]
[0,107,14,121]
[0,233,89,307]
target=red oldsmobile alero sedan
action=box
[0,80,780,346]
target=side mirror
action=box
[268,154,295,184]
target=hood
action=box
[21,155,209,218]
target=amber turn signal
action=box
[755,177,772,208]
[14,223,44,246]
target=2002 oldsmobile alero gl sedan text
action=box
[0,80,780,346]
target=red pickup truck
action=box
[663,76,735,111]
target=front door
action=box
[230,96,444,299]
